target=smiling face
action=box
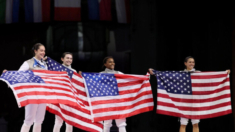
[34,45,45,60]
[184,58,195,71]
[104,58,115,70]
[61,54,73,66]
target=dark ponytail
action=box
[32,43,44,56]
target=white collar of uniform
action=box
[104,68,116,73]
[33,57,45,65]
[62,64,72,69]
[184,68,196,72]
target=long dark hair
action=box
[102,56,114,69]
[32,43,44,56]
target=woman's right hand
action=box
[148,68,155,75]
[2,69,7,73]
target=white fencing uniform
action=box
[180,117,200,125]
[53,64,77,132]
[180,68,200,125]
[101,68,127,132]
[19,57,48,132]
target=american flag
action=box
[82,72,154,122]
[45,57,103,132]
[0,70,79,108]
[156,71,232,119]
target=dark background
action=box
[0,0,235,132]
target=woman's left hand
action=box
[148,68,155,75]
[2,69,7,73]
[43,56,47,61]
[226,69,230,74]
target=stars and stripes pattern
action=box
[1,71,45,84]
[45,57,103,132]
[157,71,192,95]
[83,73,119,97]
[0,70,78,108]
[82,72,154,122]
[156,71,232,119]
[46,57,74,78]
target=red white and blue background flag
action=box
[5,0,20,23]
[45,57,103,132]
[54,0,81,21]
[82,72,154,122]
[155,71,232,119]
[24,0,50,23]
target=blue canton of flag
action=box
[156,71,192,95]
[0,71,45,85]
[46,57,74,78]
[82,72,119,98]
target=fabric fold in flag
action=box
[24,0,50,23]
[45,57,103,132]
[0,70,80,107]
[156,71,232,119]
[82,72,154,122]
[54,0,81,21]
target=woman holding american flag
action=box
[100,56,127,132]
[3,43,48,132]
[53,52,77,132]
[149,56,230,132]
[179,56,200,132]
[180,56,230,132]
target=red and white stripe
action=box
[1,70,79,108]
[47,72,103,132]
[87,74,154,122]
[157,71,232,119]
[54,0,81,21]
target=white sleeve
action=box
[18,62,29,71]
[118,71,124,74]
